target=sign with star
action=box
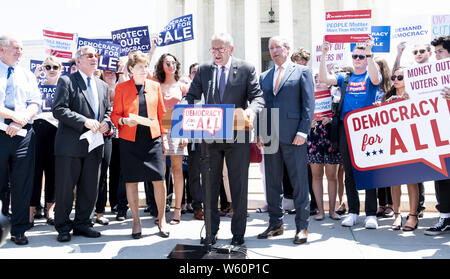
[344,90,450,190]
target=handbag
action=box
[250,143,262,163]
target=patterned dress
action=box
[307,120,343,165]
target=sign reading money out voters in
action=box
[312,43,350,74]
[111,26,150,56]
[157,14,194,47]
[431,14,450,40]
[170,104,235,140]
[351,26,391,53]
[77,37,121,71]
[324,10,372,43]
[344,58,450,190]
[43,29,78,59]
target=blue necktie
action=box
[218,66,226,102]
[4,67,15,110]
[87,77,99,120]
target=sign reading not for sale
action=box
[345,59,450,190]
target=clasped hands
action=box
[84,119,110,134]
[5,111,32,137]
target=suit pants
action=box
[188,143,203,210]
[264,142,310,231]
[0,126,35,235]
[54,150,102,233]
[95,136,112,214]
[205,142,250,237]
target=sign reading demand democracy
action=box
[111,26,150,56]
[391,16,431,45]
[324,10,371,43]
[157,14,194,47]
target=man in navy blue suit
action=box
[257,36,315,244]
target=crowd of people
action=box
[0,31,449,248]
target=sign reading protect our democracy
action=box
[351,26,391,53]
[324,10,371,43]
[43,29,78,59]
[77,37,121,71]
[111,26,150,56]
[157,14,194,47]
[344,58,450,190]
[431,14,450,39]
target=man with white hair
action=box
[52,45,112,242]
[0,34,41,245]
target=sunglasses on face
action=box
[352,54,366,60]
[82,53,100,59]
[391,75,404,81]
[45,65,59,71]
[413,49,426,55]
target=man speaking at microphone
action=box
[182,33,264,246]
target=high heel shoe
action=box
[170,207,181,225]
[402,214,418,231]
[391,213,402,230]
[131,232,142,239]
[158,225,170,238]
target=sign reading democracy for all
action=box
[324,10,371,43]
[111,26,150,56]
[404,58,450,98]
[313,89,333,120]
[351,26,391,53]
[170,104,235,140]
[157,14,194,47]
[78,37,121,71]
[391,16,431,45]
[43,29,78,59]
[312,43,350,74]
[39,85,56,112]
[431,14,450,40]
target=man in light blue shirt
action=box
[0,34,41,245]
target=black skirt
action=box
[119,125,165,183]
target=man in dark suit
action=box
[182,33,264,246]
[52,46,112,242]
[257,36,315,244]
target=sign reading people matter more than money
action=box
[111,26,150,56]
[157,14,194,47]
[324,10,371,43]
[43,29,78,59]
[351,26,391,53]
[404,58,450,98]
[170,104,235,140]
[77,37,121,71]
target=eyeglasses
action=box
[413,49,427,55]
[82,53,100,59]
[352,54,367,60]
[209,47,227,54]
[391,75,404,81]
[45,65,59,71]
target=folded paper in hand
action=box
[80,130,104,152]
[129,113,155,127]
[0,122,27,137]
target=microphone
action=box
[206,64,218,104]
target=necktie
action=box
[87,77,99,120]
[218,66,226,102]
[274,66,282,95]
[4,67,15,110]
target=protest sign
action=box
[351,26,391,53]
[344,91,450,190]
[43,29,78,59]
[157,14,194,47]
[431,14,450,39]
[312,43,350,74]
[391,16,431,46]
[404,58,450,98]
[324,10,371,43]
[313,89,333,120]
[30,60,71,84]
[77,37,121,71]
[111,26,150,56]
[39,85,56,112]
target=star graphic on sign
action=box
[372,150,377,155]
[366,151,371,157]
[327,13,331,18]
[379,149,383,154]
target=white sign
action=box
[431,14,450,39]
[312,43,350,74]
[391,16,431,45]
[404,58,450,98]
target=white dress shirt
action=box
[78,70,99,120]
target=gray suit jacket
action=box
[52,71,111,157]
[259,62,315,144]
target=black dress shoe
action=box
[131,232,142,239]
[230,235,244,246]
[200,234,217,245]
[116,209,127,221]
[257,224,284,239]
[73,227,101,238]
[293,230,308,245]
[11,234,28,245]
[57,232,71,242]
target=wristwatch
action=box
[366,54,373,58]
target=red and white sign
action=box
[404,58,450,98]
[345,92,450,176]
[313,89,333,120]
[324,10,371,43]
[182,107,223,136]
[43,29,78,59]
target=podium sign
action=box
[170,104,235,140]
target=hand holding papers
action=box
[80,130,104,153]
[128,113,155,127]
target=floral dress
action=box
[307,120,343,165]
